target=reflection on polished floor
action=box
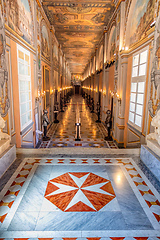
[39,95,118,148]
[0,96,160,239]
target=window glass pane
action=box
[21,114,27,127]
[135,115,142,127]
[24,65,28,75]
[26,93,31,101]
[18,50,24,60]
[26,94,29,101]
[28,66,30,76]
[26,81,31,91]
[24,65,30,75]
[130,93,136,102]
[130,49,147,129]
[27,92,31,101]
[130,102,135,112]
[19,81,26,91]
[136,104,143,115]
[140,50,147,64]
[132,66,138,77]
[25,54,29,64]
[139,63,146,76]
[26,102,31,111]
[138,82,145,93]
[18,62,25,75]
[137,94,144,104]
[129,112,134,123]
[20,93,26,103]
[131,82,137,92]
[21,103,26,115]
[27,111,31,121]
[133,54,139,66]
[26,102,29,111]
[18,45,31,130]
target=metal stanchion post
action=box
[75,103,81,141]
[75,122,81,141]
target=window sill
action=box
[20,121,34,136]
[127,122,142,136]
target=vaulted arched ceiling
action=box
[42,0,115,75]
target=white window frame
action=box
[129,46,149,130]
[17,44,32,131]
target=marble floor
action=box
[0,151,160,239]
[0,96,160,239]
[39,96,118,149]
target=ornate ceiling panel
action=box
[42,0,115,74]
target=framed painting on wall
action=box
[8,0,33,45]
[41,24,50,60]
[43,66,50,108]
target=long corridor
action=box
[40,95,118,149]
[1,96,160,239]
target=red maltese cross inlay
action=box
[44,172,116,212]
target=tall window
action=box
[17,45,32,130]
[129,48,148,129]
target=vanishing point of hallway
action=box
[39,95,117,149]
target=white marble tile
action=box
[132,177,144,182]
[121,166,160,230]
[0,210,16,231]
[99,198,120,211]
[8,211,39,231]
[0,145,16,179]
[1,156,160,239]
[81,230,160,237]
[0,206,9,216]
[144,194,157,202]
[27,158,37,163]
[0,230,158,238]
[0,230,38,238]
[140,145,160,180]
[137,185,150,191]
[1,194,16,203]
[150,205,160,214]
[40,198,60,212]
[37,231,82,237]
[130,158,160,200]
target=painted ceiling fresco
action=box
[42,0,115,74]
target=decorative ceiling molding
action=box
[42,2,114,8]
[42,0,115,74]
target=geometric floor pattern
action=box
[0,157,160,238]
[39,96,118,149]
[0,238,160,240]
[44,172,116,212]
